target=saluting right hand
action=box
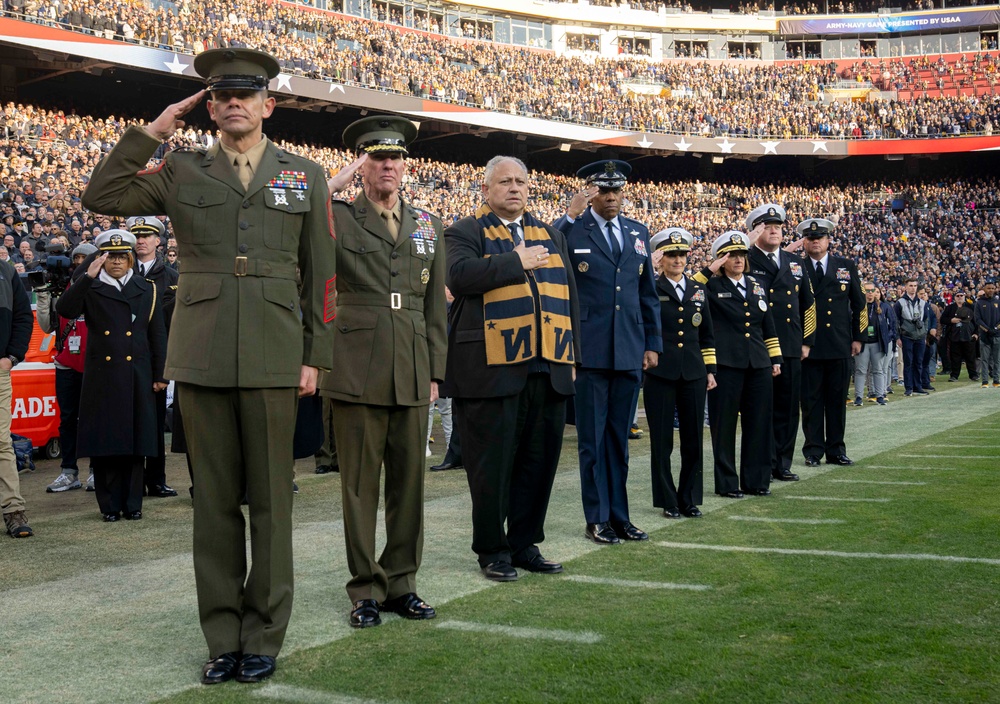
[328,154,368,194]
[707,252,729,275]
[516,243,550,271]
[86,253,108,279]
[148,91,206,141]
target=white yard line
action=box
[896,454,995,459]
[255,684,399,704]
[782,496,892,503]
[830,479,927,486]
[727,516,846,525]
[657,542,1000,566]
[435,620,602,644]
[564,575,711,591]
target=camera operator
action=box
[126,216,178,498]
[36,242,98,493]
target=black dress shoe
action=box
[804,456,821,468]
[717,491,744,499]
[481,561,519,581]
[314,464,338,474]
[680,506,703,518]
[381,592,436,619]
[124,511,143,520]
[349,599,382,628]
[827,455,854,466]
[745,488,771,496]
[513,554,564,574]
[236,653,276,683]
[662,507,681,519]
[102,512,121,523]
[772,470,800,481]
[611,521,648,541]
[201,652,240,685]
[585,522,620,545]
[146,484,178,498]
[430,459,464,471]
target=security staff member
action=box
[55,230,167,522]
[127,215,179,498]
[645,228,716,518]
[695,231,782,498]
[798,218,865,467]
[321,116,447,629]
[554,160,660,544]
[746,204,816,482]
[82,49,336,685]
[974,282,1000,386]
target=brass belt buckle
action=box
[390,292,402,310]
[235,256,248,277]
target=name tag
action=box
[717,292,732,299]
[574,249,591,254]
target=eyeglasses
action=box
[864,288,876,293]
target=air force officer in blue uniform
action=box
[553,160,661,545]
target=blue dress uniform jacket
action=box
[645,275,716,381]
[747,248,816,352]
[553,210,662,368]
[807,255,866,360]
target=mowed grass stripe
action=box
[921,443,1000,448]
[563,574,712,591]
[254,684,397,704]
[657,541,1000,566]
[897,454,995,459]
[861,465,956,471]
[830,479,927,486]
[728,516,847,525]
[435,620,602,643]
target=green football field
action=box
[5,380,999,704]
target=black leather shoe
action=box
[124,511,143,520]
[585,522,620,545]
[236,654,276,683]
[430,459,464,471]
[146,484,178,498]
[314,464,338,474]
[773,470,799,481]
[681,506,703,518]
[804,456,821,467]
[513,554,563,574]
[717,491,744,499]
[102,512,121,522]
[662,507,681,519]
[349,599,382,628]
[611,521,648,541]
[827,455,854,466]
[481,561,519,582]
[381,593,436,619]
[201,652,240,685]
[745,488,772,496]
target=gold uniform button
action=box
[678,318,684,324]
[104,331,110,336]
[787,304,792,309]
[126,356,132,361]
[678,331,684,336]
[787,318,792,323]
[677,342,684,348]
[745,333,751,338]
[745,322,751,327]
[678,307,683,312]
[787,290,792,296]
[126,331,132,336]
[105,356,111,361]
[769,288,774,293]
[826,323,831,328]
[769,302,774,307]
[828,311,832,315]
[745,312,751,317]
[615,286,621,292]
[828,298,833,302]
[744,302,749,307]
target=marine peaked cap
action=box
[193,48,280,92]
[343,115,418,155]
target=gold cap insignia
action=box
[110,234,122,246]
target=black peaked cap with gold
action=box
[343,115,418,155]
[577,159,631,189]
[193,48,280,92]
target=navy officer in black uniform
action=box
[745,204,816,482]
[644,228,716,519]
[797,218,865,467]
[694,231,783,498]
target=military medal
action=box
[692,312,702,327]
[420,268,430,284]
[759,299,768,312]
[270,188,289,206]
[578,262,589,273]
[639,263,644,275]
[634,238,647,257]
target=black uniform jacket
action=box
[805,255,865,360]
[442,214,580,399]
[748,247,817,355]
[645,275,716,381]
[694,270,782,370]
[56,272,166,458]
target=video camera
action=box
[26,240,75,293]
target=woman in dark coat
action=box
[56,229,167,521]
[693,231,783,499]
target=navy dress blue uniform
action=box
[798,219,866,465]
[694,232,783,496]
[644,228,715,517]
[552,160,661,542]
[745,205,816,480]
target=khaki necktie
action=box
[234,153,253,191]
[382,211,398,241]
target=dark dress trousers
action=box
[552,209,660,525]
[800,255,865,461]
[443,213,580,567]
[82,126,336,659]
[747,247,816,474]
[693,271,783,494]
[644,275,715,512]
[319,192,448,604]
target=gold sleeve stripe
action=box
[148,283,156,322]
[765,337,782,357]
[859,306,869,333]
[693,271,709,284]
[702,350,717,365]
[803,303,817,338]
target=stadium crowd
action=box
[2,100,997,298]
[5,0,1000,138]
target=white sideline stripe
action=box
[898,454,996,459]
[783,496,891,503]
[831,479,927,486]
[728,516,845,525]
[255,684,397,704]
[564,575,711,591]
[922,444,1000,448]
[657,542,1000,566]
[863,465,955,471]
[435,620,601,644]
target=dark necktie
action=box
[507,223,522,246]
[768,252,778,268]
[816,261,824,279]
[139,263,147,277]
[606,221,621,260]
[675,283,684,299]
[737,282,746,298]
